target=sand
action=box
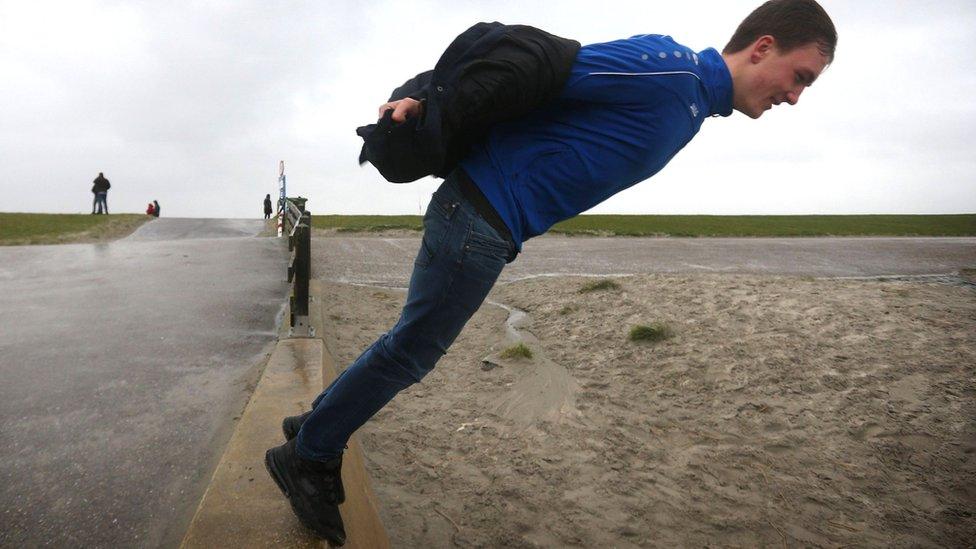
[316,274,975,547]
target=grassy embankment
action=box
[0,213,149,245]
[314,214,976,237]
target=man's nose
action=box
[786,86,804,105]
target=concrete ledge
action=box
[181,338,325,548]
[181,281,389,548]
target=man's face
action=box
[734,39,829,119]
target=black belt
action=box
[455,168,514,247]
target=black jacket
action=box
[357,22,580,183]
[92,175,111,193]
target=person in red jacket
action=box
[146,202,155,216]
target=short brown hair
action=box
[723,0,837,62]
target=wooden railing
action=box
[282,197,312,337]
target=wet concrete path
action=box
[0,218,289,547]
[313,234,976,287]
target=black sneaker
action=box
[264,438,346,545]
[282,411,312,441]
[281,411,346,503]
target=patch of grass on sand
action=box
[559,304,578,315]
[629,323,674,343]
[0,213,149,246]
[500,343,533,360]
[579,279,621,293]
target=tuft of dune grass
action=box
[500,343,533,360]
[559,304,578,315]
[578,279,621,293]
[628,323,674,343]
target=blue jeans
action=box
[296,171,516,461]
[93,192,108,214]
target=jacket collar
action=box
[697,48,734,117]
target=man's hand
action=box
[377,97,424,123]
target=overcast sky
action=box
[1,0,974,218]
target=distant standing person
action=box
[146,202,155,216]
[263,194,273,220]
[91,172,110,214]
[152,200,160,218]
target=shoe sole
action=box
[264,449,290,497]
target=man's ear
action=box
[750,35,776,64]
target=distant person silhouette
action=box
[264,194,273,219]
[146,202,155,216]
[152,200,160,218]
[91,172,111,214]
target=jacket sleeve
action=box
[388,70,434,102]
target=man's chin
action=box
[734,105,764,119]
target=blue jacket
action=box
[461,34,734,249]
